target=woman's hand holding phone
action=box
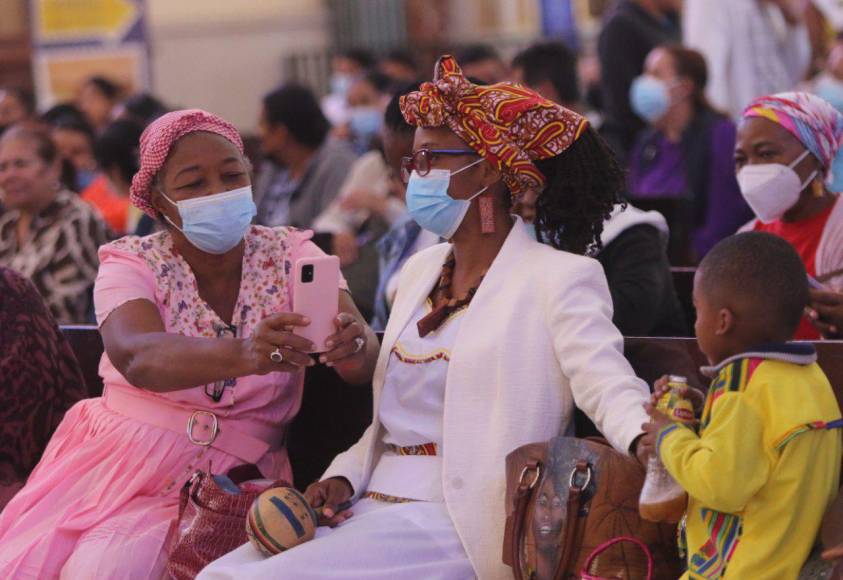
[807,288,843,338]
[243,313,316,375]
[319,312,368,369]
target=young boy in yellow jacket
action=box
[640,232,843,579]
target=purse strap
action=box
[511,459,542,580]
[581,536,654,580]
[553,460,591,580]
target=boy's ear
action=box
[716,307,736,336]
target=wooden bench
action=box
[670,267,696,331]
[60,326,843,489]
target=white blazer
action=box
[323,218,650,579]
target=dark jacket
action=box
[597,223,688,337]
[597,1,680,162]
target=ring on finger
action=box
[353,336,365,354]
[270,348,284,363]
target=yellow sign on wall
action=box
[34,0,138,42]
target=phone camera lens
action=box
[302,264,314,283]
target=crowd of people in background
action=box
[4,0,840,335]
[4,0,843,577]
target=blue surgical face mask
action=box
[331,74,353,97]
[406,158,488,239]
[349,107,383,141]
[160,185,256,254]
[816,76,843,114]
[76,168,97,191]
[630,75,671,124]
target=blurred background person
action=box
[0,87,34,137]
[342,70,392,155]
[813,34,843,113]
[322,48,375,127]
[511,40,581,111]
[76,76,122,133]
[627,45,751,263]
[0,124,111,323]
[50,115,98,193]
[598,0,681,163]
[112,93,170,127]
[255,83,357,229]
[0,266,88,510]
[684,0,811,119]
[371,81,437,331]
[455,44,508,84]
[92,119,146,236]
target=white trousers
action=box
[197,499,475,579]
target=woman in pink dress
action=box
[0,109,378,579]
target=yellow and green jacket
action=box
[657,343,842,579]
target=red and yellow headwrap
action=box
[400,55,588,197]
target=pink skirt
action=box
[0,397,286,580]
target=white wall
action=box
[146,0,329,132]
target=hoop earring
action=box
[479,192,495,234]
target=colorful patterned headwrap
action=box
[130,109,244,217]
[743,92,843,187]
[399,55,588,196]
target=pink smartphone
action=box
[292,255,340,353]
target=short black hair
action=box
[361,70,393,94]
[339,48,375,70]
[120,93,168,126]
[456,44,502,66]
[699,232,809,339]
[0,86,35,115]
[384,81,422,134]
[41,102,87,127]
[85,76,121,100]
[94,119,144,183]
[51,114,96,147]
[512,41,579,105]
[262,84,330,148]
[382,49,417,71]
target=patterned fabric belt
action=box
[364,491,416,504]
[386,442,438,456]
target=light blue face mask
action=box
[816,77,843,114]
[406,159,487,239]
[160,185,256,254]
[330,74,353,97]
[630,75,671,123]
[349,107,383,139]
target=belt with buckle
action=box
[103,386,279,464]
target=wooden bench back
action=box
[59,327,843,488]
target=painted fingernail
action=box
[319,356,327,364]
[302,317,311,324]
[326,362,334,368]
[325,340,334,348]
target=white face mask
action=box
[736,149,818,224]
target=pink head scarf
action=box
[130,109,244,217]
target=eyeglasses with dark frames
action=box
[400,148,479,184]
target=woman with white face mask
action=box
[628,45,752,265]
[0,109,379,578]
[736,92,843,340]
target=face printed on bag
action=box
[533,477,564,552]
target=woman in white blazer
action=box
[200,56,651,580]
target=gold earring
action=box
[812,177,825,197]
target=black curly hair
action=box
[531,126,626,255]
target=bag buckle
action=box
[518,463,542,491]
[187,410,219,446]
[569,463,593,490]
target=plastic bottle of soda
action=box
[639,375,695,523]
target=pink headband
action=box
[129,109,244,217]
